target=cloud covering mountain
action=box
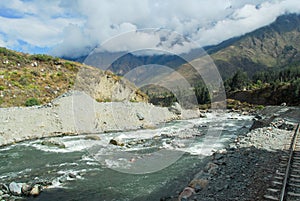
[0,0,300,58]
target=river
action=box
[0,112,253,200]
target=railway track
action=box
[264,123,300,201]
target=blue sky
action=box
[0,0,300,58]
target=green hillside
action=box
[0,48,147,107]
[211,14,300,78]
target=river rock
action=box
[41,139,66,148]
[21,184,32,195]
[68,173,76,178]
[277,122,295,131]
[204,162,219,175]
[85,135,101,140]
[1,183,9,193]
[30,185,41,196]
[9,182,23,196]
[136,113,144,120]
[127,141,137,146]
[250,115,277,130]
[1,194,10,199]
[199,113,207,118]
[178,187,195,200]
[213,153,224,160]
[189,178,209,190]
[168,102,182,115]
[109,139,124,146]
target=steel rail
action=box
[280,123,300,201]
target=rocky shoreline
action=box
[0,91,202,201]
[0,91,200,147]
[162,106,300,201]
[1,96,299,201]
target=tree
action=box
[231,70,249,90]
[225,69,249,92]
[194,82,211,104]
[292,78,300,98]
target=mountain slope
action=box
[210,14,300,78]
[0,48,147,107]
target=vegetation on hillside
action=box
[145,14,300,107]
[210,14,300,79]
[0,47,80,107]
[0,47,147,107]
[225,64,300,105]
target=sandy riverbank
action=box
[0,91,200,147]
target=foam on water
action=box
[20,112,252,156]
[0,113,254,201]
[0,168,32,180]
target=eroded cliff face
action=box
[74,67,147,103]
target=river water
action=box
[0,112,253,201]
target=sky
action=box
[0,0,300,58]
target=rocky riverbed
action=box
[1,98,299,201]
[162,106,300,201]
[0,109,253,201]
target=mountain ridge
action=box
[210,13,300,78]
[72,14,300,82]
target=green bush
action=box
[30,54,53,62]
[255,105,265,110]
[25,97,40,107]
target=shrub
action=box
[255,105,265,110]
[56,71,63,76]
[25,97,40,107]
[30,54,53,62]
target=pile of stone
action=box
[0,180,52,200]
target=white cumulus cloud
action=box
[0,0,299,57]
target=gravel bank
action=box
[0,91,200,147]
[163,106,300,201]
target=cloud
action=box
[0,0,300,57]
[0,37,6,47]
[194,0,300,45]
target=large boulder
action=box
[21,184,32,195]
[9,182,23,196]
[168,102,182,115]
[250,115,277,130]
[178,187,195,200]
[109,139,124,146]
[41,139,66,148]
[30,185,41,196]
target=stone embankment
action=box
[0,91,200,147]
